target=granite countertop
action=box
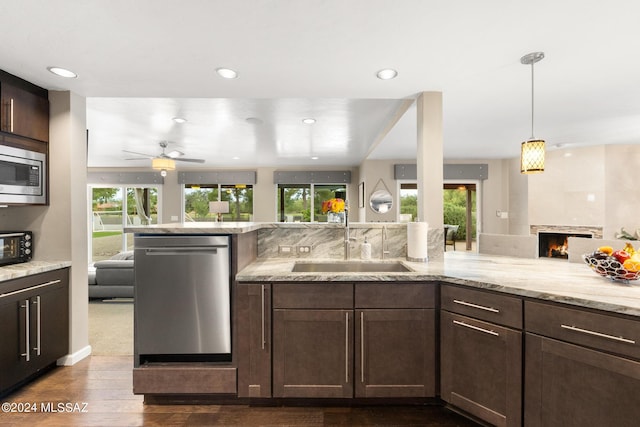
[237,252,640,318]
[0,261,72,283]
[124,221,405,234]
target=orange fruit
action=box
[623,259,640,272]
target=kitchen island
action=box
[127,223,640,427]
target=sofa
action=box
[88,251,134,299]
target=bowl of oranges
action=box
[583,243,640,282]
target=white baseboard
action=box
[57,345,92,366]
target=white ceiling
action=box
[2,0,640,168]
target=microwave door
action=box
[0,152,46,204]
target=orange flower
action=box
[322,198,345,213]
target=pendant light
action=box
[151,157,176,177]
[520,52,545,174]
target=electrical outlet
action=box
[279,245,294,254]
[298,245,312,254]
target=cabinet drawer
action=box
[273,283,353,309]
[355,282,435,308]
[441,285,522,329]
[525,301,640,360]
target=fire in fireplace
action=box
[538,232,592,259]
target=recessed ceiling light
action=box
[172,117,187,124]
[311,156,319,160]
[376,68,398,80]
[47,66,77,78]
[232,156,240,160]
[302,118,316,124]
[216,68,238,79]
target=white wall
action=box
[528,145,606,230]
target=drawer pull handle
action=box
[453,320,499,337]
[453,299,499,313]
[560,324,636,344]
[360,311,365,383]
[0,280,62,299]
[260,285,266,350]
[345,312,349,384]
[21,299,30,361]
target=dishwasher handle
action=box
[143,246,226,256]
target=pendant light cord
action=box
[530,61,535,140]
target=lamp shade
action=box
[520,139,545,174]
[151,157,176,171]
[209,201,230,214]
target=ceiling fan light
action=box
[520,139,545,174]
[152,157,176,171]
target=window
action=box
[221,184,253,221]
[277,184,310,222]
[399,183,417,222]
[277,184,346,222]
[90,185,159,262]
[184,184,253,222]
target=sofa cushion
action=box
[94,259,134,287]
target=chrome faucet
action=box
[381,225,390,259]
[344,200,356,260]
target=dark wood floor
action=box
[0,356,480,426]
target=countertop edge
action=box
[236,257,640,318]
[0,261,72,282]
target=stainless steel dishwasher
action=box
[134,234,231,364]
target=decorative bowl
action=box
[582,253,640,282]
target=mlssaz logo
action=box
[40,402,89,413]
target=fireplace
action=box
[538,232,592,259]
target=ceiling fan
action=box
[123,141,205,176]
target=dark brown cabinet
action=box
[0,79,49,143]
[0,269,69,395]
[525,333,640,427]
[355,283,436,398]
[236,283,271,398]
[273,308,353,398]
[272,283,354,398]
[524,300,640,427]
[271,282,437,399]
[440,285,523,427]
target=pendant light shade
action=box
[521,139,545,173]
[151,157,176,177]
[520,52,546,174]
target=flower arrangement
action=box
[321,198,345,214]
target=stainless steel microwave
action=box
[0,144,46,205]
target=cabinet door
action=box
[441,311,522,427]
[31,279,69,370]
[1,82,49,142]
[355,309,435,398]
[273,309,353,398]
[525,333,640,427]
[0,297,31,393]
[237,283,271,398]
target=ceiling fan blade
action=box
[124,157,150,161]
[122,149,154,158]
[175,158,205,163]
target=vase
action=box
[327,212,345,223]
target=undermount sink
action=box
[291,261,411,273]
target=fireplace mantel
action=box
[530,225,603,239]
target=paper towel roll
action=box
[407,222,429,262]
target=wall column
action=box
[49,91,90,364]
[416,92,444,259]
